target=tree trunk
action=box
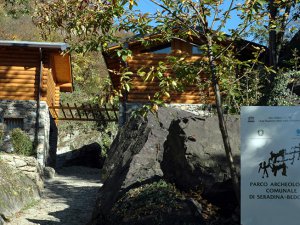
[268,0,278,77]
[206,35,240,203]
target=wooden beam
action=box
[0,78,37,83]
[0,66,36,71]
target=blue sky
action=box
[134,0,242,34]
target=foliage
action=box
[10,128,34,156]
[249,0,300,46]
[61,52,110,104]
[0,0,40,40]
[110,180,221,224]
[248,0,300,103]
[2,0,32,18]
[110,180,185,223]
[218,47,268,113]
[265,49,300,106]
[267,70,300,105]
[32,0,134,52]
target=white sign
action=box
[241,106,300,225]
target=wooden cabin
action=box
[0,40,72,118]
[0,40,73,167]
[104,35,262,105]
[104,37,212,104]
[104,35,265,124]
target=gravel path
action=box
[7,166,102,225]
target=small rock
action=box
[43,167,55,179]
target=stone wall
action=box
[0,100,52,167]
[0,158,41,223]
[0,153,44,191]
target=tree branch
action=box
[149,0,202,38]
[216,0,234,32]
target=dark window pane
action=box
[151,46,171,54]
[142,44,172,54]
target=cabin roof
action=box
[106,30,267,52]
[0,40,73,92]
[0,40,68,50]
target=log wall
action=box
[106,52,214,104]
[0,47,39,100]
[0,47,60,119]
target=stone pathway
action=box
[7,166,102,225]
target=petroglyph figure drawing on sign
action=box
[269,149,285,163]
[258,144,300,178]
[258,161,270,178]
[271,162,288,176]
[288,145,300,165]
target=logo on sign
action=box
[258,129,264,136]
[248,116,255,122]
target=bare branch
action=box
[149,0,201,38]
[216,0,235,32]
[210,1,221,30]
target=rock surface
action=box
[88,108,240,225]
[43,167,56,180]
[0,154,44,191]
[0,159,40,223]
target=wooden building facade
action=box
[104,35,265,124]
[104,38,212,105]
[0,40,73,167]
[0,41,72,119]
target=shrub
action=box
[10,128,34,156]
[266,70,300,106]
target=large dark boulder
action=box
[88,108,240,225]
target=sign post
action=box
[241,106,300,225]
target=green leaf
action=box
[122,55,128,61]
[125,83,130,92]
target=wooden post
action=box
[74,103,82,119]
[67,103,74,119]
[60,103,67,119]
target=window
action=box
[4,118,24,132]
[192,46,203,55]
[151,46,172,54]
[142,44,172,54]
